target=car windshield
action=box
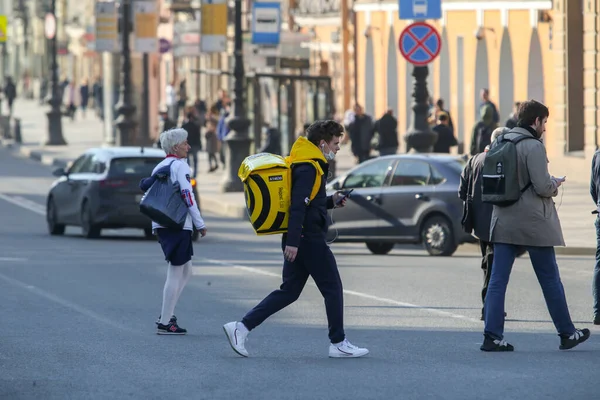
[109,157,164,177]
[444,158,467,175]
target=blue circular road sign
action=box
[398,22,442,66]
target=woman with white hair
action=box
[142,128,207,334]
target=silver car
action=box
[46,147,201,240]
[326,154,475,256]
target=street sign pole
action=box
[398,1,443,153]
[399,21,441,153]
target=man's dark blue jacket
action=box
[283,137,335,248]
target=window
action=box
[91,155,107,174]
[445,159,466,175]
[343,159,393,189]
[69,155,94,174]
[390,160,431,186]
[108,157,164,177]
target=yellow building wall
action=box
[355,9,555,154]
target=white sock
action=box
[174,261,193,305]
[160,263,185,325]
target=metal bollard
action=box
[13,118,21,143]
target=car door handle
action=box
[366,195,381,204]
[415,193,430,201]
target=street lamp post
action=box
[403,66,437,153]
[220,0,251,193]
[114,0,137,146]
[45,1,66,146]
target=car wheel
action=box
[365,242,395,255]
[81,201,101,239]
[144,228,155,240]
[421,215,457,256]
[47,198,66,235]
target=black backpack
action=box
[481,132,537,207]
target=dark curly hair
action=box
[305,120,344,147]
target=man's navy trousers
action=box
[241,234,345,344]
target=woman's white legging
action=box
[160,261,193,325]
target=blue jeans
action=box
[594,218,600,316]
[484,243,576,340]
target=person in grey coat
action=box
[460,127,509,320]
[482,100,590,352]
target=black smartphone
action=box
[336,189,354,205]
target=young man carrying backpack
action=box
[223,120,369,358]
[480,100,590,352]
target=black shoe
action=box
[157,317,187,335]
[155,314,177,326]
[559,328,590,350]
[480,336,514,352]
[593,315,600,325]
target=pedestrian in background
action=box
[482,100,590,352]
[140,128,207,335]
[182,107,202,177]
[205,119,219,172]
[433,113,458,153]
[470,104,497,156]
[79,79,89,118]
[373,109,399,156]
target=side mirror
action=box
[52,167,67,177]
[332,181,341,190]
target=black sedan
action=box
[46,147,201,240]
[326,154,475,256]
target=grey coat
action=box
[490,127,564,247]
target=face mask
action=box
[321,144,335,161]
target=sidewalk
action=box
[1,99,597,254]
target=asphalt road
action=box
[0,146,599,400]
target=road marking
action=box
[0,271,137,333]
[0,193,46,216]
[0,257,28,262]
[201,258,482,324]
[0,193,128,235]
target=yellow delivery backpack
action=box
[238,152,323,235]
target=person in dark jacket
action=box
[460,127,509,320]
[470,104,497,155]
[590,149,600,325]
[433,113,458,153]
[373,109,399,156]
[259,122,282,155]
[182,107,202,176]
[347,104,374,163]
[223,120,369,359]
[505,102,521,129]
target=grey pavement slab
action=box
[1,99,597,253]
[0,150,599,399]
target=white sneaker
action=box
[329,339,369,358]
[223,321,249,357]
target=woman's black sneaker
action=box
[559,329,590,350]
[155,314,177,326]
[480,337,514,352]
[157,317,187,335]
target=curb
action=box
[0,137,248,220]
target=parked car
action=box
[46,147,201,240]
[326,154,475,256]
